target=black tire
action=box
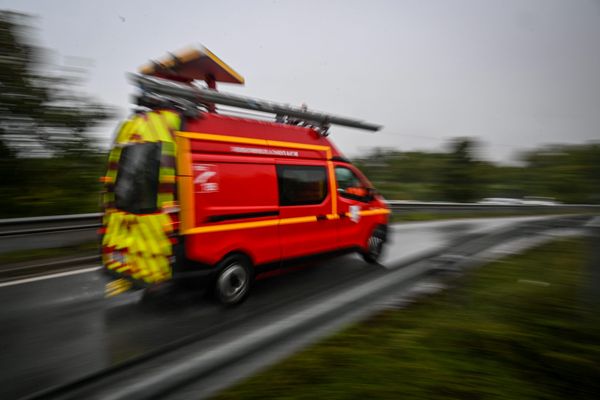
[362,226,386,264]
[213,254,253,306]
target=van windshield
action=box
[114,142,161,214]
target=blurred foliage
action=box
[355,139,600,204]
[440,138,482,202]
[216,238,600,400]
[0,11,114,217]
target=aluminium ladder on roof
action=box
[130,73,382,132]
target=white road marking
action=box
[0,266,102,288]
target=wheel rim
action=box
[368,233,384,259]
[217,262,249,303]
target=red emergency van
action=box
[102,47,390,304]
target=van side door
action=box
[334,163,376,249]
[276,160,339,260]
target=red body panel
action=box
[178,112,389,268]
[275,158,339,259]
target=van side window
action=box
[335,166,369,202]
[277,165,328,206]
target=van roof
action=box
[182,111,344,160]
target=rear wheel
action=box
[362,226,386,264]
[214,254,252,306]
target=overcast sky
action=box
[1,0,599,162]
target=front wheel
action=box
[213,254,252,306]
[362,226,387,264]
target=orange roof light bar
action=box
[139,45,245,85]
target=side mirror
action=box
[337,187,375,202]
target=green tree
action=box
[0,11,114,217]
[519,144,600,204]
[352,138,599,204]
[439,138,482,202]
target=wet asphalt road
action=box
[0,216,554,399]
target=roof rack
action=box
[130,73,382,134]
[132,45,381,134]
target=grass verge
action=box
[214,238,599,400]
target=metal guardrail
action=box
[0,213,102,237]
[387,200,600,213]
[0,203,599,237]
[0,212,102,226]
